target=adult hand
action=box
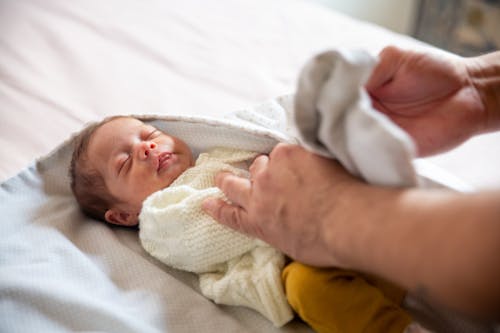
[202,143,364,267]
[366,46,488,156]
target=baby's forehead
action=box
[107,117,144,128]
[101,117,154,136]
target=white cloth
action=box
[294,49,418,187]
[139,148,294,327]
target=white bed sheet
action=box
[2,0,498,189]
[1,0,499,332]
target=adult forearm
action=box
[467,51,500,133]
[327,185,500,318]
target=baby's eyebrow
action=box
[143,127,161,138]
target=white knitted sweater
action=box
[139,147,293,327]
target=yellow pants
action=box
[282,262,412,333]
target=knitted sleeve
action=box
[139,185,259,273]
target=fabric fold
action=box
[294,49,418,187]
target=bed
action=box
[1,0,499,332]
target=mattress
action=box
[1,0,499,332]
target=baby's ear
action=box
[104,208,138,226]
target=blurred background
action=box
[314,0,500,56]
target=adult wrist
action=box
[466,51,500,134]
[321,180,384,270]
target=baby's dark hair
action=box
[69,116,126,221]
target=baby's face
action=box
[88,117,194,223]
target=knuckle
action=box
[218,205,237,228]
[249,155,269,179]
[270,143,291,160]
[219,175,231,190]
[381,45,398,56]
[215,172,228,188]
[223,206,250,234]
[219,173,236,193]
[232,209,244,228]
[249,154,264,172]
[273,143,305,161]
[253,170,270,189]
[248,162,257,175]
[211,200,226,221]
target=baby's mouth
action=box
[157,152,173,172]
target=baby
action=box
[70,115,417,332]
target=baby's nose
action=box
[137,141,157,159]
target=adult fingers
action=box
[202,198,253,236]
[249,154,269,178]
[214,171,251,208]
[365,46,404,94]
